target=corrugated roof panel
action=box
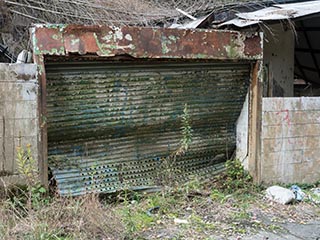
[220,0,320,27]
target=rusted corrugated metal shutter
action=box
[45,61,250,196]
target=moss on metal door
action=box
[45,61,250,196]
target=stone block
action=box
[3,137,14,173]
[13,118,38,137]
[262,111,283,126]
[262,125,283,139]
[262,138,282,153]
[283,97,302,111]
[303,149,320,162]
[3,118,14,138]
[266,186,295,204]
[304,136,320,150]
[3,101,38,119]
[262,137,306,153]
[262,98,284,112]
[0,175,25,187]
[301,97,320,111]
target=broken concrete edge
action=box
[0,63,37,83]
[30,24,263,61]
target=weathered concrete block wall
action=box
[0,63,39,186]
[261,97,320,184]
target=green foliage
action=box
[210,189,229,203]
[222,159,253,193]
[122,207,154,234]
[158,104,193,186]
[182,176,201,195]
[180,103,193,152]
[119,190,154,236]
[16,144,38,186]
[16,144,47,209]
[31,184,48,208]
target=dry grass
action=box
[0,191,125,240]
[1,176,319,240]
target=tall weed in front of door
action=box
[158,104,193,186]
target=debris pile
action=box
[266,185,320,205]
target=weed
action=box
[16,143,47,209]
[190,213,216,231]
[121,205,154,235]
[16,144,38,187]
[210,189,229,203]
[158,104,193,186]
[182,176,201,195]
[266,223,283,232]
[179,103,193,153]
[232,210,251,222]
[220,159,255,194]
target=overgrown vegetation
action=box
[1,138,320,239]
[157,103,193,186]
[220,159,257,194]
[2,152,319,239]
[16,143,46,210]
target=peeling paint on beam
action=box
[31,24,262,60]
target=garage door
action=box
[45,60,250,196]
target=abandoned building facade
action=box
[1,0,320,196]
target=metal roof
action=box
[215,0,320,86]
[220,0,320,27]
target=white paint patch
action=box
[114,44,135,50]
[125,34,132,41]
[114,28,123,40]
[71,39,80,46]
[236,93,249,169]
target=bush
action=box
[222,159,253,193]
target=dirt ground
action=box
[135,185,320,239]
[1,174,320,240]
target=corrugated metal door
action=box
[45,61,250,196]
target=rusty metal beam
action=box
[31,25,262,60]
[248,60,262,183]
[32,53,49,189]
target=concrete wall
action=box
[236,94,249,169]
[0,63,39,186]
[261,97,320,184]
[263,23,295,97]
